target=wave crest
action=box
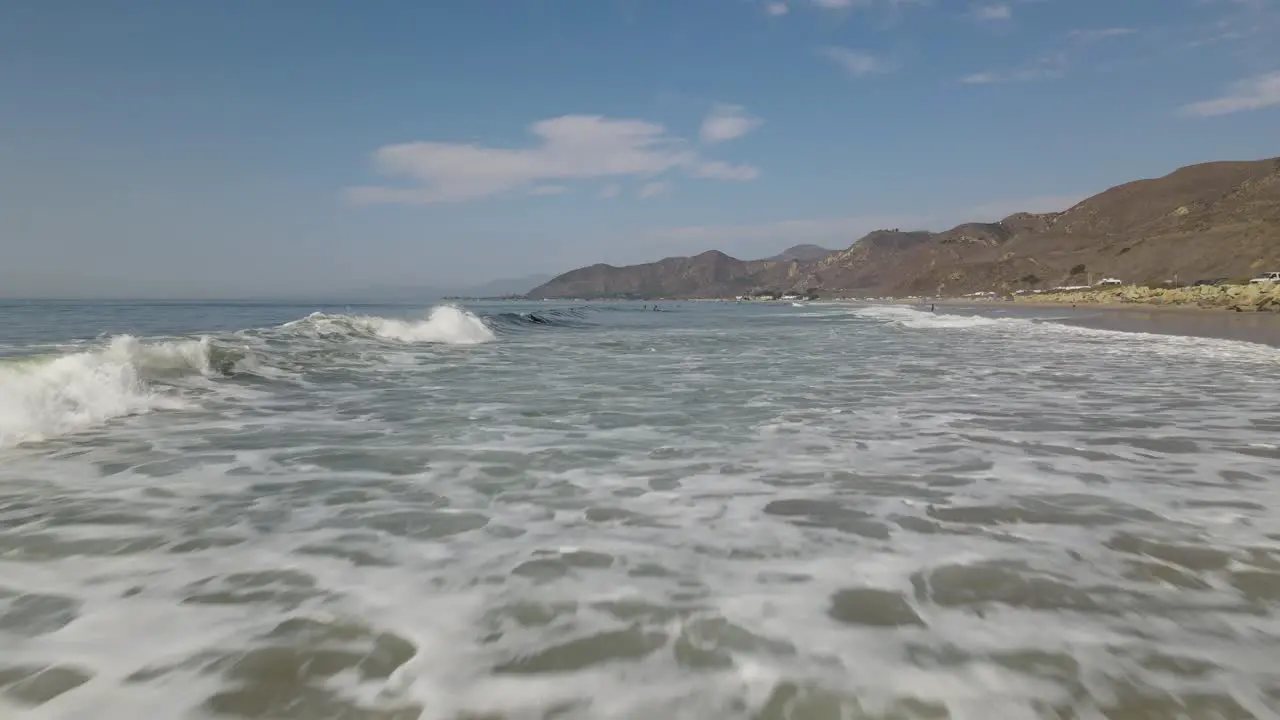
[852,305,1003,329]
[282,306,495,345]
[0,336,218,448]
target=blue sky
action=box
[1,0,1277,298]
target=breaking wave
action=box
[485,306,598,331]
[281,305,496,344]
[0,304,605,447]
[0,336,221,448]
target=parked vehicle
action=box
[1249,272,1280,284]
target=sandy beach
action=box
[920,300,1280,347]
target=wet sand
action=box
[927,301,1280,347]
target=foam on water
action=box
[3,300,1280,718]
[852,304,1004,330]
[0,335,215,447]
[283,305,496,345]
[853,304,1280,363]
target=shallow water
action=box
[2,299,1280,719]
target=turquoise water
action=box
[2,300,1280,719]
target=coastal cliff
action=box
[526,156,1280,300]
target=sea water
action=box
[1,299,1279,719]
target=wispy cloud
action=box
[810,0,930,27]
[699,104,763,144]
[812,0,930,11]
[638,181,671,199]
[765,2,790,16]
[691,160,761,181]
[529,185,568,196]
[960,52,1067,84]
[971,3,1012,22]
[349,114,759,205]
[1180,70,1280,116]
[1182,0,1280,62]
[822,47,895,77]
[1068,27,1135,42]
[960,24,1135,84]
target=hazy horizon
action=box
[3,0,1277,299]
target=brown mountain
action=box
[525,156,1280,299]
[524,250,779,300]
[766,244,836,262]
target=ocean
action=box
[1,299,1279,719]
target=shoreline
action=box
[930,298,1225,314]
[905,300,1280,348]
[935,283,1280,314]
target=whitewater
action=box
[1,299,1279,719]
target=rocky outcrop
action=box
[994,283,1280,312]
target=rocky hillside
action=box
[525,156,1280,299]
[766,244,836,262]
[524,250,787,300]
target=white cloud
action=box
[766,2,790,15]
[822,47,894,76]
[349,114,758,205]
[1180,71,1280,116]
[639,181,671,198]
[600,184,622,198]
[700,104,763,144]
[972,4,1012,21]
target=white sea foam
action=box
[364,306,496,344]
[0,336,214,447]
[4,301,1280,718]
[284,305,496,345]
[851,304,1280,364]
[851,304,1004,329]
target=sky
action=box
[1,0,1278,299]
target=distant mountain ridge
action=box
[525,156,1280,299]
[765,244,836,262]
